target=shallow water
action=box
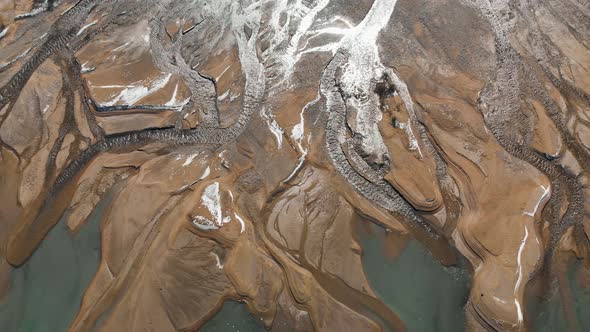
[0,193,112,332]
[357,223,471,331]
[529,260,590,331]
[199,301,264,332]
[11,194,579,332]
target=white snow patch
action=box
[302,0,423,157]
[77,20,97,36]
[397,120,421,155]
[291,123,304,142]
[192,183,231,231]
[234,213,246,233]
[210,252,224,269]
[0,26,8,39]
[0,47,31,70]
[143,28,151,43]
[523,185,550,217]
[173,166,211,193]
[493,296,508,304]
[283,147,308,183]
[80,62,96,73]
[192,222,219,231]
[174,97,191,111]
[61,1,76,15]
[15,0,49,20]
[292,90,319,143]
[329,16,355,29]
[182,153,200,167]
[229,91,240,101]
[215,64,232,81]
[200,166,211,179]
[283,92,316,183]
[110,41,131,54]
[514,226,529,324]
[165,83,179,106]
[217,90,230,101]
[99,73,172,106]
[262,0,331,90]
[262,108,284,148]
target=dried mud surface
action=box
[0,0,589,331]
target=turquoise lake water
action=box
[201,223,472,332]
[529,260,590,331]
[356,224,471,332]
[199,301,265,332]
[0,194,110,332]
[2,199,587,332]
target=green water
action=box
[529,260,590,331]
[357,225,471,332]
[201,223,472,332]
[199,301,265,332]
[0,194,111,332]
[12,195,589,332]
[568,262,590,330]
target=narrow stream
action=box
[0,192,112,332]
